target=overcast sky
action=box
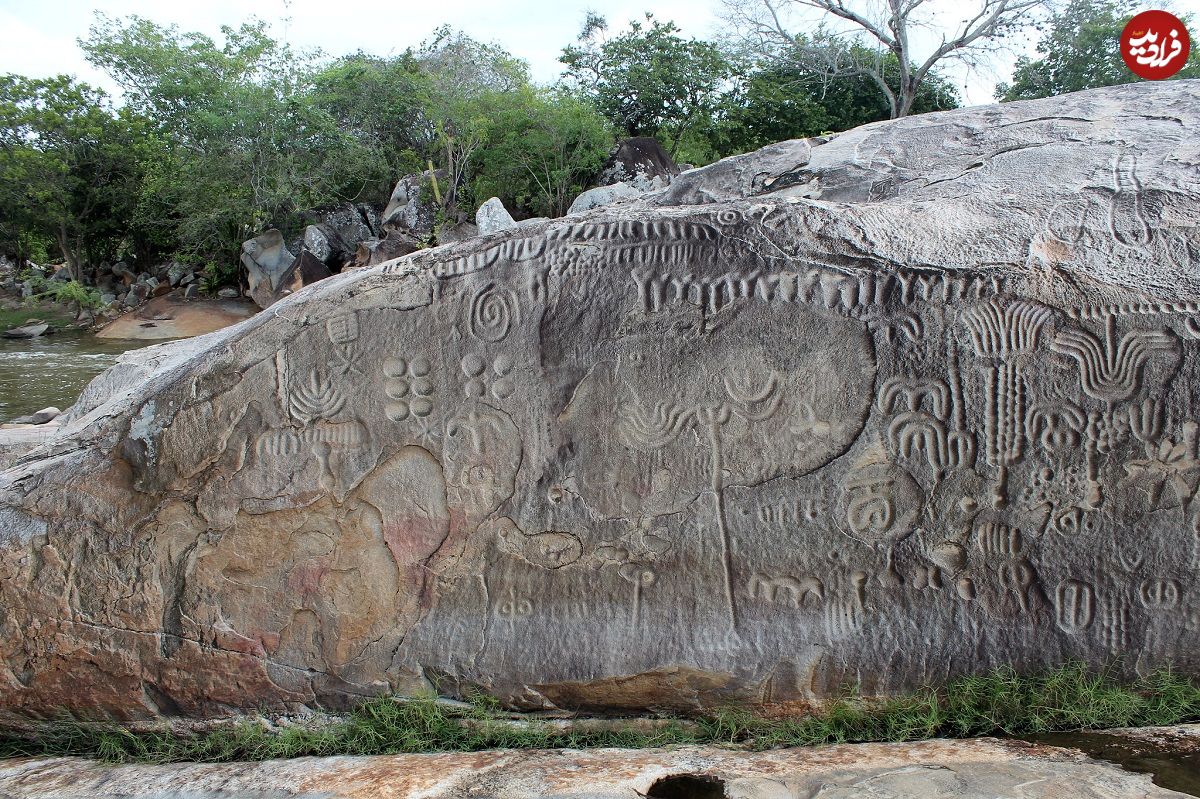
[1,0,1197,108]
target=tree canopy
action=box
[997,0,1200,101]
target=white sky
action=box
[0,0,1197,108]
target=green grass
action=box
[0,307,73,331]
[1,662,1197,764]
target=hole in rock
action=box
[646,773,726,799]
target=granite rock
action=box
[1,82,1200,720]
[0,735,1191,798]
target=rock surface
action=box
[475,197,517,235]
[566,180,643,214]
[0,736,1190,798]
[240,229,297,308]
[597,136,681,191]
[2,82,1200,720]
[95,295,258,340]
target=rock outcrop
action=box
[2,82,1200,721]
[596,136,681,192]
[2,734,1192,798]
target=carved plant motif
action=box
[1051,315,1178,403]
[619,370,781,631]
[290,372,346,424]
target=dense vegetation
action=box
[1,662,1197,763]
[0,3,1194,290]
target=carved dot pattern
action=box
[384,356,434,421]
[462,354,517,400]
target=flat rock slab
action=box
[0,737,1188,798]
[95,296,257,340]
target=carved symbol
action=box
[1102,595,1131,653]
[619,563,657,626]
[290,372,346,424]
[620,371,782,632]
[383,356,434,422]
[841,464,922,545]
[1055,580,1095,633]
[256,421,367,491]
[496,593,533,620]
[999,559,1040,613]
[963,300,1050,508]
[877,378,948,420]
[462,353,516,400]
[1051,315,1178,403]
[1139,578,1181,609]
[748,573,825,608]
[1026,403,1086,455]
[975,521,1022,556]
[469,282,518,342]
[962,300,1052,359]
[326,315,359,345]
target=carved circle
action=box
[715,207,742,226]
[383,357,407,378]
[385,378,410,399]
[385,402,410,422]
[411,358,432,377]
[470,283,516,342]
[493,377,516,399]
[839,463,922,546]
[410,398,434,418]
[461,354,486,377]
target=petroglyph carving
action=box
[621,370,782,630]
[383,356,434,422]
[462,353,517,400]
[290,372,346,423]
[748,573,825,608]
[1027,403,1086,455]
[1055,580,1096,633]
[976,522,1022,556]
[999,559,1041,613]
[469,283,518,342]
[840,463,922,546]
[1140,578,1182,609]
[963,299,1050,507]
[877,378,949,420]
[1051,315,1178,403]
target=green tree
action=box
[723,0,1045,118]
[0,74,155,280]
[707,46,958,157]
[81,14,375,269]
[560,13,732,157]
[997,0,1200,100]
[471,88,614,217]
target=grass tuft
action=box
[1,662,1197,763]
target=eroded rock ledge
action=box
[1,734,1194,798]
[1,81,1199,721]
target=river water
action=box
[0,332,145,421]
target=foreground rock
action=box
[1,82,1200,720]
[0,735,1189,798]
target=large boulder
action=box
[240,229,297,309]
[475,197,517,235]
[381,170,443,243]
[595,136,681,192]
[2,82,1200,721]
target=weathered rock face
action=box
[597,136,681,191]
[2,82,1200,721]
[240,229,297,308]
[2,734,1193,798]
